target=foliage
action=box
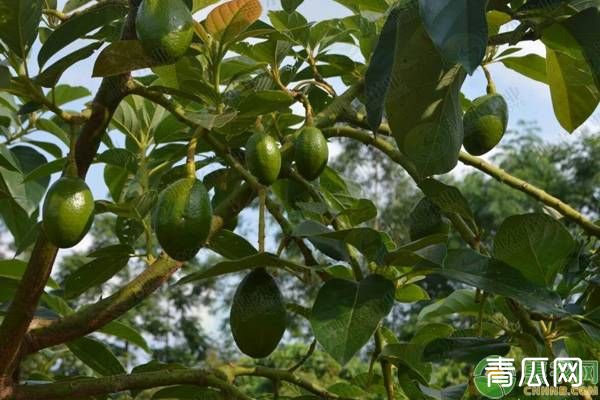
[0,0,599,399]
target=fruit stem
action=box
[186,128,203,179]
[258,188,266,253]
[297,93,314,127]
[64,124,79,177]
[482,65,497,94]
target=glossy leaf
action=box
[38,1,127,67]
[500,54,548,84]
[439,249,565,316]
[0,0,42,58]
[35,42,102,88]
[64,255,130,299]
[493,213,576,286]
[419,0,488,73]
[100,320,150,352]
[67,337,126,376]
[385,3,466,177]
[311,275,395,365]
[207,230,258,260]
[418,289,486,321]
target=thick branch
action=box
[7,369,252,400]
[24,184,255,353]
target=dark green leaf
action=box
[67,337,125,376]
[419,179,475,225]
[493,213,576,286]
[0,259,59,288]
[64,256,130,299]
[423,337,510,363]
[207,230,258,259]
[237,90,294,116]
[439,249,566,316]
[385,3,466,177]
[93,40,169,77]
[22,157,65,183]
[38,1,128,67]
[310,275,395,365]
[419,0,488,73]
[0,0,42,58]
[100,320,150,352]
[563,8,600,90]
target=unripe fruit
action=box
[230,268,286,358]
[153,178,212,261]
[463,94,509,156]
[294,127,329,181]
[136,0,194,62]
[245,133,282,186]
[43,177,95,248]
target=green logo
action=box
[474,356,517,399]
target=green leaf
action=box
[64,256,130,299]
[310,275,395,365]
[500,54,548,84]
[493,213,576,286]
[0,259,59,289]
[385,3,466,177]
[293,222,394,265]
[48,85,90,106]
[1,145,49,214]
[563,8,600,90]
[419,179,475,225]
[93,40,170,77]
[97,148,138,173]
[176,253,308,285]
[419,0,488,73]
[423,337,511,363]
[395,284,430,303]
[35,42,102,88]
[100,320,150,352]
[282,0,303,13]
[365,7,401,130]
[22,158,65,183]
[237,90,295,116]
[332,0,388,13]
[0,0,42,58]
[439,249,566,316]
[0,144,21,172]
[67,337,125,376]
[35,118,70,144]
[152,386,224,399]
[418,289,485,321]
[38,1,128,67]
[207,230,258,259]
[543,24,600,133]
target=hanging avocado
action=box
[154,178,212,261]
[463,94,509,156]
[294,127,329,181]
[230,268,287,358]
[136,0,194,62]
[43,177,95,248]
[245,132,282,186]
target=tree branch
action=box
[458,151,600,238]
[6,369,252,400]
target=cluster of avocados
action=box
[231,126,329,357]
[463,93,509,156]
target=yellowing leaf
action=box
[205,0,262,43]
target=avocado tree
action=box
[0,0,599,399]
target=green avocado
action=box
[408,197,451,241]
[245,133,282,186]
[154,178,212,261]
[43,177,95,248]
[463,94,509,156]
[294,127,329,181]
[136,0,194,62]
[230,268,287,358]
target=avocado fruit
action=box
[408,197,451,241]
[245,133,282,186]
[153,178,212,261]
[230,268,287,358]
[43,177,95,248]
[463,94,508,156]
[136,0,194,62]
[294,127,329,181]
